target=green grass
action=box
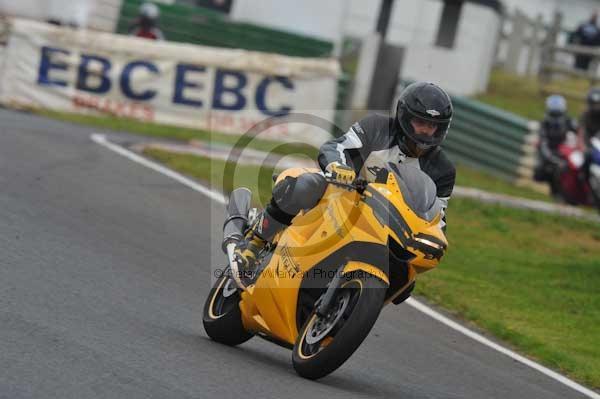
[475,69,589,120]
[38,110,320,159]
[455,163,551,202]
[143,147,600,389]
[142,148,279,206]
[37,109,562,203]
[417,199,600,388]
[145,146,553,203]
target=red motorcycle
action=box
[555,140,590,205]
[551,134,600,211]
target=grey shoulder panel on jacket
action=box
[357,114,395,150]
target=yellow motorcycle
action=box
[203,162,448,379]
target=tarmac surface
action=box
[0,109,593,398]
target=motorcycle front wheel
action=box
[202,269,253,346]
[588,174,600,214]
[292,272,386,380]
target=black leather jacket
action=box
[318,114,456,211]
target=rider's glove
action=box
[325,162,356,184]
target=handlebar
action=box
[324,177,369,194]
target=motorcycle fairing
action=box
[238,165,447,345]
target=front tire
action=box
[588,175,600,214]
[292,273,386,379]
[202,270,253,346]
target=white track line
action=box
[91,134,226,204]
[406,298,599,398]
[91,133,599,399]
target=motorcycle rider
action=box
[234,82,456,278]
[533,95,577,195]
[579,87,600,148]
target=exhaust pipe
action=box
[222,187,253,252]
[222,188,252,289]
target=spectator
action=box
[569,12,600,71]
[128,2,164,41]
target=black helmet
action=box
[542,116,568,145]
[396,82,453,157]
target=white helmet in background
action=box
[139,2,160,20]
[544,94,567,117]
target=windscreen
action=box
[387,162,442,222]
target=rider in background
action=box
[577,88,600,180]
[579,88,600,149]
[128,2,165,41]
[533,95,577,195]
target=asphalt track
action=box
[0,108,594,398]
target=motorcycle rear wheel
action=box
[202,270,253,346]
[292,272,386,379]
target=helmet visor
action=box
[400,112,450,149]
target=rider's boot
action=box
[233,210,285,280]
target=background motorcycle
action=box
[551,134,600,212]
[586,136,600,211]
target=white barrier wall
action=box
[221,0,504,96]
[0,0,95,27]
[0,19,340,145]
[87,0,123,32]
[342,0,501,96]
[231,0,346,46]
[402,3,501,95]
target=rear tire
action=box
[292,273,386,379]
[202,270,253,346]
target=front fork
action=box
[315,262,390,316]
[315,265,346,317]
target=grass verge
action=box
[40,110,558,202]
[475,68,589,121]
[143,147,279,206]
[143,147,600,389]
[38,110,320,159]
[455,163,551,202]
[416,199,600,388]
